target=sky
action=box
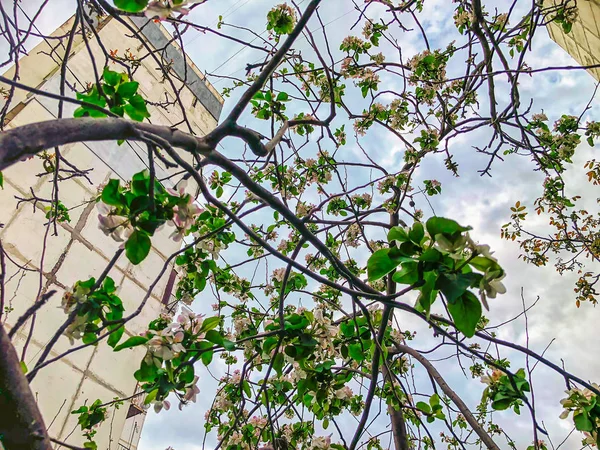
[5,0,600,449]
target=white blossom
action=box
[97,202,133,243]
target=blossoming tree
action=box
[0,0,599,450]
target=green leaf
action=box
[348,343,365,362]
[222,339,236,351]
[113,0,149,13]
[136,218,165,236]
[426,217,471,237]
[110,105,125,117]
[201,316,221,332]
[490,393,514,412]
[284,345,297,358]
[469,256,502,273]
[77,88,107,107]
[130,196,151,215]
[284,314,309,331]
[416,401,431,413]
[201,349,214,365]
[179,365,195,384]
[113,335,148,351]
[242,380,252,397]
[436,273,477,304]
[131,170,150,196]
[124,104,147,122]
[103,276,117,294]
[367,249,400,281]
[204,331,236,351]
[20,361,28,374]
[273,352,284,375]
[129,94,150,116]
[392,261,419,285]
[389,244,417,261]
[103,85,116,96]
[276,91,289,102]
[102,67,122,86]
[574,412,594,431]
[82,332,98,345]
[79,277,96,289]
[299,333,318,348]
[194,273,206,292]
[387,226,409,242]
[134,360,158,382]
[447,291,482,337]
[205,329,224,346]
[409,222,425,244]
[419,248,442,262]
[107,325,125,348]
[361,84,369,98]
[125,231,151,265]
[263,337,278,355]
[416,271,438,313]
[73,105,107,118]
[101,179,122,207]
[117,81,139,99]
[0,171,3,189]
[144,389,158,405]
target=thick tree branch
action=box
[382,365,410,450]
[392,343,501,450]
[384,209,410,450]
[0,324,52,450]
[222,0,322,124]
[0,118,211,170]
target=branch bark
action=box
[384,210,410,450]
[381,364,410,450]
[0,117,212,171]
[0,324,52,450]
[393,343,501,450]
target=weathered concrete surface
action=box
[547,0,600,80]
[0,14,222,450]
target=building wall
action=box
[0,14,222,450]
[546,0,600,80]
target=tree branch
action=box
[0,323,52,450]
[392,343,501,450]
[0,117,211,170]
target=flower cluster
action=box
[145,308,205,365]
[453,9,472,28]
[266,3,297,35]
[479,369,504,386]
[97,201,134,243]
[408,50,448,84]
[96,172,207,268]
[168,181,203,242]
[345,223,362,248]
[340,35,371,53]
[128,308,227,415]
[61,277,125,346]
[560,384,600,446]
[144,0,202,20]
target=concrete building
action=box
[0,11,222,450]
[546,0,600,80]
